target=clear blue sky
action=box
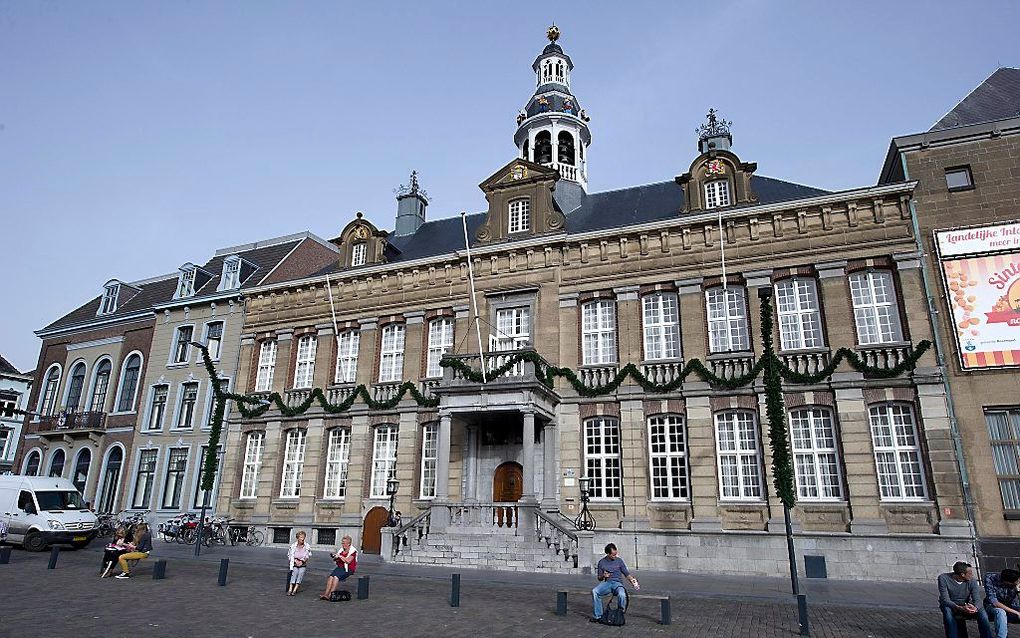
[2,1,1017,372]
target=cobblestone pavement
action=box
[0,545,1007,638]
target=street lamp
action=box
[386,478,400,527]
[574,475,596,531]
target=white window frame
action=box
[219,256,241,290]
[334,330,360,384]
[239,432,265,499]
[648,415,689,501]
[48,448,66,477]
[789,407,844,501]
[492,307,530,351]
[38,364,62,417]
[176,267,196,299]
[581,300,617,365]
[161,447,189,510]
[192,444,222,509]
[86,357,113,412]
[370,425,399,498]
[113,352,144,414]
[200,375,230,430]
[508,198,530,234]
[425,319,454,379]
[584,417,622,500]
[419,423,439,499]
[642,293,681,361]
[174,382,200,430]
[849,271,904,345]
[774,278,824,351]
[351,243,367,267]
[146,384,169,431]
[170,325,194,365]
[279,429,307,498]
[869,403,927,501]
[378,324,406,383]
[23,449,42,476]
[71,447,92,493]
[132,448,158,509]
[323,428,352,499]
[202,321,225,362]
[0,427,11,460]
[99,283,119,315]
[63,361,88,413]
[293,335,318,389]
[715,411,764,501]
[255,340,278,392]
[704,180,730,208]
[706,287,750,353]
[985,409,1020,511]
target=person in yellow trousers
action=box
[114,523,152,579]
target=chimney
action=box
[394,171,429,236]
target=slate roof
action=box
[0,354,25,377]
[312,174,830,278]
[930,67,1020,131]
[188,239,303,299]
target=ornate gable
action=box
[675,150,758,213]
[475,159,565,244]
[331,213,395,270]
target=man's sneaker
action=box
[589,617,602,623]
[114,572,131,579]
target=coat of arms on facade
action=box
[706,159,725,176]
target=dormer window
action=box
[99,282,120,315]
[508,198,530,234]
[219,256,241,290]
[704,180,730,208]
[351,243,367,267]
[176,267,197,298]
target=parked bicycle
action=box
[229,524,265,547]
[95,513,118,537]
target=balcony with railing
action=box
[442,348,549,388]
[708,351,756,381]
[779,349,832,377]
[641,360,686,386]
[37,411,107,436]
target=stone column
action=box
[431,410,453,530]
[403,311,425,384]
[677,278,706,361]
[542,422,558,509]
[837,387,887,533]
[273,329,294,394]
[743,270,772,354]
[522,409,536,498]
[816,260,852,350]
[356,318,378,387]
[686,395,720,530]
[614,286,641,363]
[558,292,580,372]
[314,325,335,389]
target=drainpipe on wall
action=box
[900,153,980,568]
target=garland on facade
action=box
[759,294,796,508]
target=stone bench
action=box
[556,588,671,625]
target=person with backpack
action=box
[590,543,639,625]
[319,535,358,601]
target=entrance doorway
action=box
[362,506,390,554]
[492,461,523,502]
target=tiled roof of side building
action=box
[191,239,303,297]
[0,353,25,376]
[930,67,1020,131]
[39,275,179,333]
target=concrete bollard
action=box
[450,573,460,608]
[218,558,229,586]
[0,547,11,564]
[556,591,567,616]
[47,546,59,569]
[660,597,671,625]
[286,570,292,591]
[357,575,369,600]
[152,559,166,580]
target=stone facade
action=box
[0,357,32,473]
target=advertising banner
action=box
[936,222,1020,369]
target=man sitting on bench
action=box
[590,543,638,623]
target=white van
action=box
[0,475,98,551]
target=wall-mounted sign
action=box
[935,222,1020,369]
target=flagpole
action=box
[461,212,487,382]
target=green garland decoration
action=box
[759,294,796,508]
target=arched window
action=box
[534,131,552,165]
[39,365,61,416]
[116,353,143,412]
[97,446,124,513]
[72,448,92,493]
[522,139,529,161]
[88,359,112,411]
[557,131,575,166]
[49,449,66,477]
[24,449,42,476]
[65,362,87,412]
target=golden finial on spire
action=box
[546,24,560,42]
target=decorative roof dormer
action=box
[332,212,398,270]
[676,109,758,213]
[475,158,565,244]
[174,263,214,299]
[96,279,140,316]
[216,254,258,291]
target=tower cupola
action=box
[514,26,592,195]
[394,170,429,236]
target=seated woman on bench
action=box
[319,535,358,601]
[114,523,152,579]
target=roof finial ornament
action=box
[696,108,733,142]
[546,24,560,42]
[395,170,430,201]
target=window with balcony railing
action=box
[849,271,904,345]
[775,278,824,350]
[643,293,681,360]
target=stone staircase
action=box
[385,502,590,574]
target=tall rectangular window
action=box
[426,319,454,378]
[584,417,622,500]
[161,448,188,509]
[0,428,10,460]
[176,268,196,298]
[508,198,530,234]
[790,407,843,500]
[706,287,750,353]
[175,382,199,429]
[420,423,439,499]
[172,326,194,364]
[704,180,730,208]
[582,300,617,365]
[334,330,360,384]
[239,432,264,499]
[371,425,399,498]
[715,411,763,500]
[147,385,169,430]
[849,271,904,345]
[220,257,241,289]
[351,243,367,267]
[100,283,119,315]
[204,321,225,361]
[378,324,406,383]
[132,449,158,508]
[255,340,277,392]
[986,409,1020,511]
[642,293,681,360]
[869,404,927,500]
[492,307,530,351]
[323,429,351,499]
[279,429,307,498]
[193,445,221,508]
[293,335,318,389]
[775,278,824,350]
[648,415,688,500]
